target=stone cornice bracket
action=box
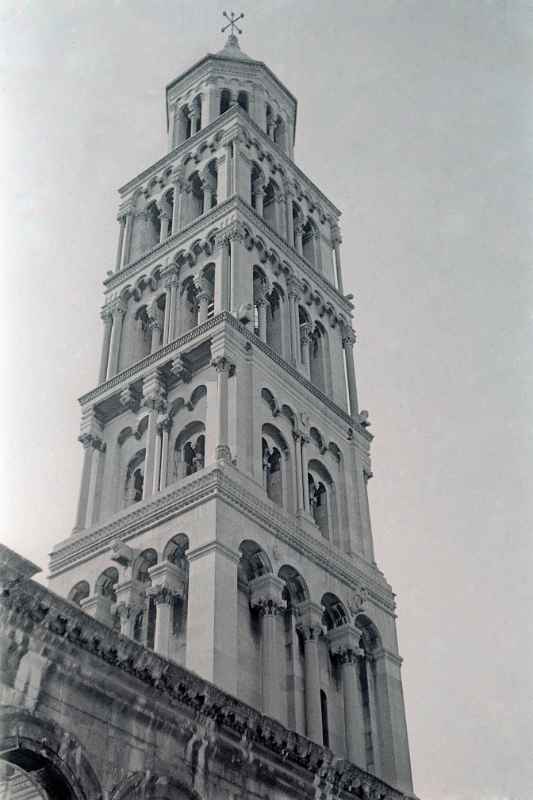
[110,540,135,568]
[171,353,192,383]
[142,368,167,412]
[249,573,286,616]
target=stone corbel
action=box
[110,541,136,569]
[142,369,166,412]
[119,385,140,413]
[171,353,192,383]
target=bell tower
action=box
[48,26,414,795]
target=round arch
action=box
[0,708,101,800]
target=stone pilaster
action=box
[328,624,367,767]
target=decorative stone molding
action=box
[120,386,140,413]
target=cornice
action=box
[0,564,408,800]
[48,465,393,614]
[78,313,372,445]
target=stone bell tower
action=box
[48,27,414,795]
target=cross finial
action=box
[221,10,244,38]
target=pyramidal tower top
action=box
[47,19,415,797]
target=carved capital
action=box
[249,574,286,616]
[147,585,180,606]
[211,355,233,375]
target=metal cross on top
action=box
[221,10,244,37]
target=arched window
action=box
[266,285,283,354]
[262,439,282,506]
[173,421,206,481]
[95,567,120,629]
[145,201,161,249]
[302,218,318,267]
[261,424,290,510]
[125,449,146,507]
[273,115,286,151]
[237,90,249,112]
[250,162,264,213]
[180,105,192,140]
[220,88,231,115]
[134,305,152,361]
[188,171,204,220]
[263,179,278,231]
[308,460,335,540]
[68,580,89,606]
[180,277,199,333]
[310,322,329,393]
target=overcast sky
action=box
[1,1,532,798]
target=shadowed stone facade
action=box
[0,30,418,800]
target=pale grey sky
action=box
[1,1,532,798]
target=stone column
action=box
[121,210,133,268]
[159,210,170,243]
[190,108,200,135]
[213,235,230,312]
[171,173,184,234]
[292,431,304,513]
[194,273,212,324]
[343,329,359,418]
[115,580,145,639]
[147,561,186,658]
[255,184,265,217]
[159,416,172,490]
[74,434,97,530]
[294,220,303,256]
[257,298,267,342]
[165,268,180,341]
[276,192,287,239]
[250,574,286,722]
[211,356,233,463]
[328,625,366,767]
[98,309,113,383]
[149,318,162,353]
[186,541,240,694]
[107,300,126,379]
[296,601,323,744]
[300,322,312,378]
[285,191,295,246]
[141,369,166,500]
[287,279,299,365]
[331,223,344,293]
[115,215,126,272]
